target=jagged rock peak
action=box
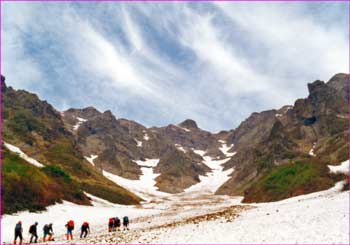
[1,74,6,92]
[101,110,116,121]
[178,119,198,129]
[307,80,327,94]
[327,73,348,92]
[328,73,348,84]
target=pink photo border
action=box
[0,0,349,245]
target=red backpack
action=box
[83,222,89,226]
[109,218,114,224]
[68,220,74,229]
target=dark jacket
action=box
[15,223,22,233]
[29,225,37,234]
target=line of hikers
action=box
[108,216,129,232]
[13,216,130,244]
[14,222,54,244]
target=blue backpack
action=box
[15,223,22,232]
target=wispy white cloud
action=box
[2,2,348,131]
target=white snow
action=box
[84,155,98,166]
[328,160,350,175]
[73,117,87,130]
[139,181,350,244]
[219,141,236,158]
[135,139,143,147]
[175,144,186,153]
[185,155,233,193]
[176,125,191,132]
[4,142,44,168]
[309,142,316,157]
[143,134,150,141]
[193,149,206,156]
[275,113,282,117]
[134,159,159,168]
[103,159,169,201]
[1,194,161,244]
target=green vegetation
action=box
[243,161,335,203]
[261,163,318,194]
[2,149,61,213]
[43,165,72,183]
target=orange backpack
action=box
[68,220,74,228]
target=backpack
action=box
[29,225,35,233]
[109,218,114,224]
[15,223,22,232]
[68,220,74,229]
[115,217,120,226]
[43,225,49,233]
[83,222,89,226]
[123,216,129,223]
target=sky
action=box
[2,2,349,132]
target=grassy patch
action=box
[243,161,335,203]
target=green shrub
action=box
[43,165,72,183]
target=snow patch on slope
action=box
[84,155,98,166]
[4,142,44,168]
[135,139,143,147]
[103,159,168,201]
[328,160,349,175]
[309,142,316,157]
[73,117,87,130]
[143,133,150,141]
[193,149,206,156]
[185,147,234,193]
[219,141,236,157]
[176,125,191,132]
[175,144,186,153]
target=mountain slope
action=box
[1,76,141,214]
[2,73,348,213]
[216,73,349,202]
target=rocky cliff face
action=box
[217,73,349,201]
[1,77,141,214]
[2,73,348,211]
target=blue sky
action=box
[2,2,349,132]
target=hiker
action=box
[65,220,74,240]
[114,217,121,231]
[123,216,129,230]
[29,222,39,243]
[108,217,114,232]
[14,221,23,245]
[43,223,54,242]
[80,222,90,238]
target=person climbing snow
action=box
[108,217,114,232]
[123,216,129,231]
[65,220,74,240]
[14,221,23,245]
[114,217,121,231]
[43,223,54,242]
[29,222,38,243]
[80,222,90,238]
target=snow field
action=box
[1,193,161,244]
[137,181,350,244]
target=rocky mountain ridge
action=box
[2,73,349,213]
